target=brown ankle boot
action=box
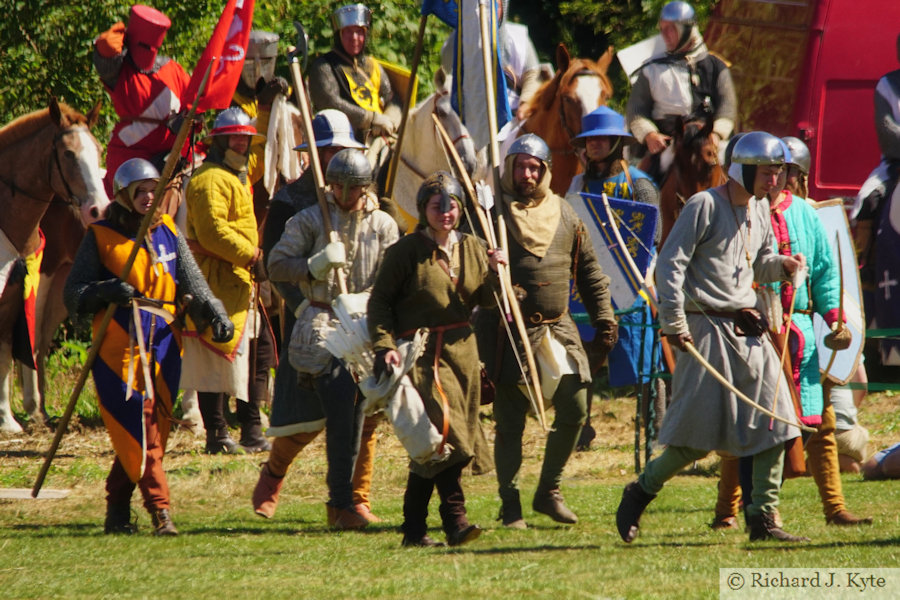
[826,510,873,526]
[151,509,178,536]
[616,480,656,543]
[104,503,138,535]
[252,463,284,519]
[532,487,578,524]
[326,504,368,530]
[748,512,809,542]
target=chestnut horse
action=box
[658,118,727,248]
[0,98,109,434]
[517,43,615,195]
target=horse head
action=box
[47,97,110,225]
[681,117,720,184]
[521,44,615,194]
[432,76,479,178]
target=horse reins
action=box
[0,126,82,206]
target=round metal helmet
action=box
[416,170,464,217]
[723,132,747,170]
[294,109,365,150]
[507,133,552,166]
[781,136,811,174]
[113,158,159,197]
[325,148,373,187]
[660,1,696,25]
[332,3,371,31]
[730,131,785,166]
[204,107,265,144]
[242,30,280,89]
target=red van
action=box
[704,0,900,200]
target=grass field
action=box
[1,372,898,599]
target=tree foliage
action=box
[1,0,718,136]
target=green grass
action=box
[1,383,899,599]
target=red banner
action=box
[185,0,256,112]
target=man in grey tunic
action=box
[616,131,810,543]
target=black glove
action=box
[666,331,694,352]
[250,256,268,282]
[588,319,619,370]
[257,76,289,106]
[373,349,390,381]
[211,316,235,343]
[95,278,136,306]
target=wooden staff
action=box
[384,14,427,198]
[287,26,348,295]
[32,63,215,498]
[431,114,547,430]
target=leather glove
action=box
[257,76,290,106]
[7,257,27,286]
[96,278,136,306]
[373,349,390,381]
[370,112,396,137]
[308,241,346,280]
[824,325,852,351]
[96,22,125,58]
[246,248,267,282]
[588,319,619,370]
[666,331,694,352]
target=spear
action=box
[32,62,215,498]
[287,22,347,295]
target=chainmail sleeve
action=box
[633,177,662,243]
[92,46,124,90]
[712,66,737,141]
[63,228,104,319]
[626,70,658,144]
[174,233,217,306]
[875,72,900,161]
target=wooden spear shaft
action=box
[287,49,348,295]
[32,62,215,498]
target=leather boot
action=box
[616,480,657,543]
[239,423,272,454]
[710,513,739,530]
[104,503,137,534]
[205,429,244,455]
[532,487,578,524]
[326,504,368,530]
[826,510,873,526]
[446,524,482,547]
[355,503,383,524]
[747,512,810,542]
[199,392,243,454]
[252,463,284,519]
[498,491,527,529]
[151,509,178,536]
[401,534,445,548]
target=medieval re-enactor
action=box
[182,108,267,454]
[626,1,736,181]
[65,159,232,536]
[712,136,871,529]
[368,172,504,547]
[92,4,191,197]
[479,134,618,528]
[616,131,810,543]
[307,3,401,145]
[255,149,398,530]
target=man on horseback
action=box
[625,1,736,184]
[478,134,617,528]
[308,2,401,185]
[92,4,191,197]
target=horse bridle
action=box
[0,125,85,206]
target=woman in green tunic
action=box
[368,171,505,547]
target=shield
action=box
[811,199,864,384]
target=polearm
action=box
[32,63,215,498]
[287,22,348,295]
[431,113,546,430]
[599,192,815,434]
[383,14,427,198]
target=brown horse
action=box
[0,98,109,434]
[518,43,615,195]
[658,118,727,248]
